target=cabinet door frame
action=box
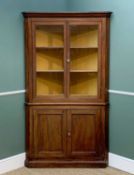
[66,20,103,101]
[26,19,68,102]
[67,107,106,160]
[27,107,67,159]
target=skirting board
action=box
[109,153,134,174]
[0,153,25,175]
[0,152,133,174]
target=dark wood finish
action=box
[26,106,108,167]
[25,159,107,168]
[27,107,67,159]
[23,12,111,167]
[25,102,109,106]
[68,108,105,160]
[23,12,112,18]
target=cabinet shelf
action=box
[36,70,64,73]
[36,72,64,96]
[36,25,64,47]
[70,25,98,48]
[70,48,98,71]
[70,70,97,73]
[36,46,64,49]
[70,72,98,96]
[70,47,98,49]
[36,48,64,71]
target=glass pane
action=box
[70,48,98,71]
[36,25,64,47]
[36,72,64,96]
[70,25,98,48]
[70,72,97,96]
[36,48,64,71]
[69,25,99,96]
[35,25,64,96]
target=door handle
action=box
[66,59,70,63]
[67,132,71,137]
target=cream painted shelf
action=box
[36,48,64,71]
[36,72,64,96]
[70,48,98,71]
[36,25,64,47]
[70,72,98,96]
[36,70,64,72]
[70,70,98,73]
[70,25,98,48]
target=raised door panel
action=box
[28,108,67,158]
[68,107,106,160]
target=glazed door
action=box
[68,22,102,99]
[29,108,67,158]
[31,21,67,100]
[67,108,106,159]
[28,20,104,102]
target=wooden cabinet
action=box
[23,12,111,167]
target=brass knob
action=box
[67,132,71,137]
[66,59,70,63]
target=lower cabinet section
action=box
[26,106,108,167]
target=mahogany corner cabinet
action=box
[23,12,112,168]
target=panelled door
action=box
[67,108,106,160]
[28,108,67,159]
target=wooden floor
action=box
[3,167,131,175]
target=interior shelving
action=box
[36,70,64,72]
[70,72,98,96]
[69,25,98,96]
[36,48,64,71]
[70,25,98,48]
[36,72,64,96]
[35,25,64,96]
[70,70,97,73]
[36,25,64,47]
[70,48,98,71]
[35,24,99,97]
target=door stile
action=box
[66,109,72,157]
[63,22,68,98]
[65,21,70,98]
[63,109,68,157]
